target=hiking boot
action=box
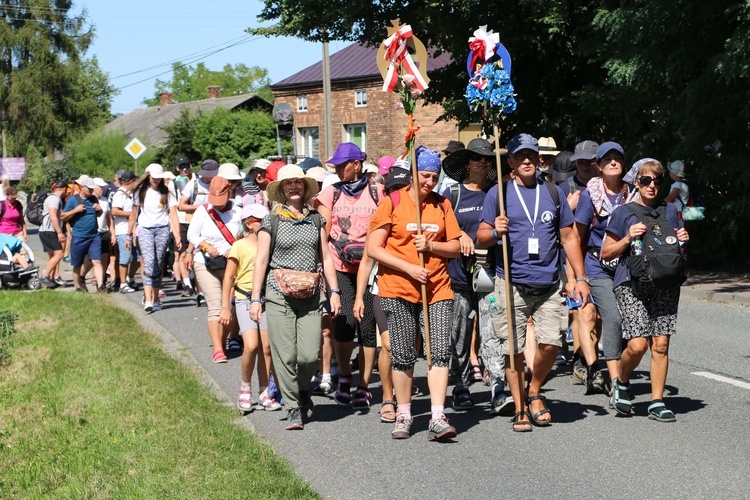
[428,414,457,441]
[572,359,587,385]
[391,415,412,439]
[587,369,607,395]
[284,408,304,430]
[490,383,515,416]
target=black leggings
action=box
[333,271,377,348]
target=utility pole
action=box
[322,30,333,162]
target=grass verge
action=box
[0,291,319,499]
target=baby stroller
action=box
[0,240,41,290]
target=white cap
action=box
[218,163,243,180]
[145,163,166,178]
[321,173,340,192]
[362,162,379,175]
[74,175,96,189]
[92,177,108,187]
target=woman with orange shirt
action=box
[367,146,462,441]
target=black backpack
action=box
[25,191,48,226]
[625,203,687,287]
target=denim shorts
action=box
[70,235,101,268]
[116,234,139,265]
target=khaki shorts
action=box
[489,278,564,356]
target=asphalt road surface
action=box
[22,231,750,499]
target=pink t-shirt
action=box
[0,200,23,235]
[317,182,385,273]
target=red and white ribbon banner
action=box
[468,25,499,73]
[381,25,429,93]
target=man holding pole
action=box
[476,133,590,432]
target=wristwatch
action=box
[576,277,591,285]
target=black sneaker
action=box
[196,292,204,307]
[41,276,59,289]
[181,286,195,297]
[176,281,184,290]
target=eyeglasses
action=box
[638,175,664,187]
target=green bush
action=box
[68,130,157,180]
[0,310,18,366]
[17,146,75,194]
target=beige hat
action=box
[74,175,96,189]
[218,163,244,180]
[145,163,166,179]
[538,137,560,156]
[306,166,330,183]
[362,162,379,175]
[266,165,320,205]
[162,171,176,180]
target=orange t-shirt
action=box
[369,187,462,304]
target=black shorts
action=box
[39,231,62,252]
[177,223,190,253]
[100,231,112,254]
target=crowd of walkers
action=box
[12,134,693,439]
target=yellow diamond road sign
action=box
[125,138,147,160]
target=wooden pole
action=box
[409,142,432,367]
[492,121,516,372]
[134,159,138,176]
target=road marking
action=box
[692,372,750,390]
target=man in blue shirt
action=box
[62,175,104,292]
[476,133,590,432]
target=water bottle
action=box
[631,236,643,256]
[488,294,500,315]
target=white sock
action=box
[183,278,192,287]
[241,381,252,391]
[321,373,331,382]
[431,405,444,420]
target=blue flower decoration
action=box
[467,62,517,115]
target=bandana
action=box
[278,206,311,223]
[333,175,369,198]
[586,177,639,219]
[416,145,441,173]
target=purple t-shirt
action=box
[574,189,622,279]
[481,181,574,286]
[442,184,489,287]
[606,202,682,288]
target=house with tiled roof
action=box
[104,87,272,148]
[271,43,477,163]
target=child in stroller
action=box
[0,233,41,290]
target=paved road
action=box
[24,230,750,499]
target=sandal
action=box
[226,338,242,351]
[380,400,397,423]
[452,385,475,411]
[212,350,227,363]
[648,400,676,423]
[527,394,552,426]
[352,388,372,409]
[610,377,633,415]
[470,361,483,383]
[237,389,253,413]
[511,411,533,432]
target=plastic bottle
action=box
[631,236,643,256]
[488,294,500,315]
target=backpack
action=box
[330,182,380,266]
[625,203,687,287]
[25,191,48,226]
[681,180,705,221]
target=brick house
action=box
[271,43,480,163]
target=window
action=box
[345,123,366,151]
[296,95,308,112]
[355,89,367,107]
[297,127,320,158]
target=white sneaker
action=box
[144,301,153,312]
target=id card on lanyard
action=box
[513,181,540,256]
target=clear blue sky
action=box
[81,0,349,114]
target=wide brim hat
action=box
[218,163,244,181]
[441,138,498,183]
[538,137,561,156]
[266,165,320,205]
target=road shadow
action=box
[632,396,707,416]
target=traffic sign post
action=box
[125,138,147,175]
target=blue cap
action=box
[507,133,539,155]
[595,141,625,161]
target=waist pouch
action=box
[588,248,618,272]
[273,269,320,299]
[203,253,227,270]
[514,282,559,297]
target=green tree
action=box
[143,62,273,106]
[0,2,116,156]
[69,130,157,179]
[192,108,287,165]
[157,108,203,166]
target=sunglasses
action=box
[638,175,664,187]
[469,153,492,163]
[178,164,191,170]
[512,151,538,161]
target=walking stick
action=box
[492,121,516,372]
[465,26,518,371]
[377,19,433,366]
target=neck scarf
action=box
[586,177,639,218]
[334,175,368,197]
[278,205,311,223]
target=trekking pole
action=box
[493,121,516,372]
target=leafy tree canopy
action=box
[143,62,273,106]
[0,1,116,156]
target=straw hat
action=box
[266,165,320,205]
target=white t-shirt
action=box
[670,181,690,211]
[179,178,210,223]
[134,188,177,228]
[96,199,110,233]
[187,202,243,265]
[111,188,135,236]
